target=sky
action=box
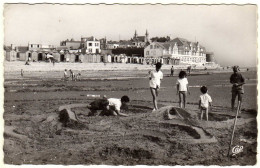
[3,4,257,67]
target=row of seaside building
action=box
[4,49,180,65]
[4,31,215,65]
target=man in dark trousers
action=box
[230,66,245,111]
[170,66,174,76]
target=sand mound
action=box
[150,106,195,120]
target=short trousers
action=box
[179,91,187,95]
[150,86,159,90]
[89,99,109,110]
[200,107,208,110]
[232,89,244,94]
[232,89,243,101]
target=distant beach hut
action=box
[16,47,30,61]
[85,54,90,62]
[107,55,111,63]
[79,54,85,62]
[65,53,70,62]
[70,53,75,63]
[60,54,65,62]
[31,51,38,61]
[37,52,45,61]
[5,50,17,61]
[114,55,119,63]
[92,54,97,63]
[75,54,80,62]
[53,52,60,62]
[18,52,26,61]
[96,54,101,63]
[111,55,115,63]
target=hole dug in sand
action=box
[150,106,217,144]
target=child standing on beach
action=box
[176,71,190,108]
[199,86,212,121]
[75,72,81,81]
[149,62,163,111]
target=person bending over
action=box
[87,95,130,117]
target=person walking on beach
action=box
[230,66,245,111]
[170,66,174,76]
[64,69,69,81]
[69,69,75,81]
[187,66,191,75]
[21,69,24,77]
[149,62,163,111]
[176,71,190,108]
[75,72,81,81]
[87,95,130,117]
[199,86,212,121]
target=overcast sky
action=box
[4,4,257,67]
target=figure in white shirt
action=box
[87,95,130,117]
[199,86,212,121]
[149,62,163,111]
[176,71,190,108]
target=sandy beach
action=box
[3,61,257,165]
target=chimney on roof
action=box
[11,44,15,50]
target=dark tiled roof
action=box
[4,46,12,51]
[133,36,145,42]
[119,40,133,45]
[168,37,206,52]
[107,41,119,44]
[82,36,98,41]
[66,41,81,43]
[56,46,69,50]
[17,46,28,53]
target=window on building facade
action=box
[150,45,153,49]
[37,45,39,48]
[146,51,149,55]
[31,45,33,48]
[89,43,92,46]
[89,48,92,53]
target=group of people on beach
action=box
[149,63,245,121]
[80,62,245,121]
[64,69,81,81]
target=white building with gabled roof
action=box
[144,37,207,65]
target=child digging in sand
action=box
[87,95,130,117]
[199,86,212,121]
[176,71,190,108]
